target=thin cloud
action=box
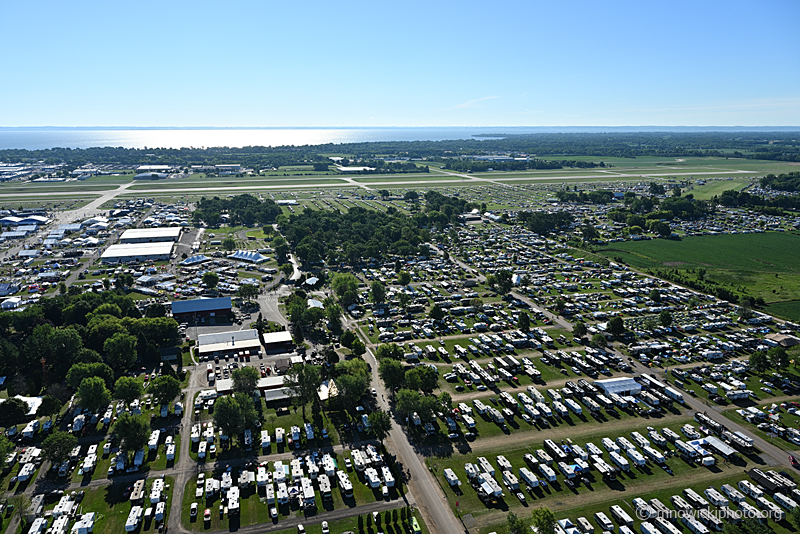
[443,96,498,110]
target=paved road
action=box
[364,346,466,534]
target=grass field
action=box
[595,232,800,313]
[686,178,754,200]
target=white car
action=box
[190,503,198,517]
[270,507,278,519]
[371,388,377,396]
[321,521,329,534]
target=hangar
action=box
[100,242,173,263]
[119,227,182,243]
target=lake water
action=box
[0,127,541,150]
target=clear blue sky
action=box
[2,0,799,127]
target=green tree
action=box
[507,511,528,534]
[284,364,321,420]
[405,365,438,394]
[115,413,150,453]
[104,332,138,373]
[238,284,260,302]
[496,270,513,294]
[368,410,392,444]
[379,359,405,393]
[769,347,790,370]
[370,280,386,304]
[340,330,356,348]
[222,237,236,251]
[608,316,625,335]
[659,310,673,327]
[581,224,600,243]
[66,362,115,390]
[590,333,608,349]
[0,398,27,428]
[397,271,411,286]
[0,436,13,470]
[649,289,661,303]
[114,376,143,405]
[36,394,63,420]
[376,343,403,361]
[335,373,369,410]
[518,312,530,332]
[530,506,556,534]
[232,366,260,395]
[572,321,587,339]
[331,273,359,306]
[42,431,78,465]
[351,339,366,357]
[213,395,245,439]
[149,375,181,406]
[76,376,112,413]
[429,304,444,322]
[202,271,219,290]
[790,505,800,530]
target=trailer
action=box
[538,463,557,482]
[704,487,729,507]
[750,468,786,494]
[537,402,554,419]
[577,516,595,534]
[497,455,513,472]
[553,401,569,418]
[626,448,647,467]
[694,412,723,435]
[602,437,621,454]
[648,430,667,447]
[502,470,520,490]
[536,449,554,466]
[739,480,764,499]
[586,442,603,457]
[649,498,671,519]
[557,461,576,479]
[337,469,353,497]
[616,436,636,452]
[774,492,798,511]
[654,517,683,534]
[596,394,614,409]
[671,495,694,514]
[572,445,588,461]
[444,468,461,486]
[527,386,546,404]
[683,488,710,509]
[478,472,504,497]
[675,440,698,458]
[610,504,634,527]
[720,484,746,504]
[755,496,784,522]
[544,440,568,462]
[664,387,684,403]
[641,523,659,534]
[609,451,630,472]
[697,509,723,532]
[642,446,666,464]
[767,470,797,490]
[477,456,494,476]
[594,459,616,481]
[519,467,539,488]
[565,398,583,415]
[662,427,680,442]
[721,430,753,453]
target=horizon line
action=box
[2,125,800,130]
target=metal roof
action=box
[227,250,269,263]
[171,296,231,315]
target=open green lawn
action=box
[595,232,800,309]
[688,178,754,200]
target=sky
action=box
[2,0,799,127]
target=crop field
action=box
[595,232,800,317]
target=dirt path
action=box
[462,409,694,454]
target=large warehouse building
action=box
[119,227,182,244]
[100,242,173,263]
[171,297,232,323]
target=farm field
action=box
[595,232,800,318]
